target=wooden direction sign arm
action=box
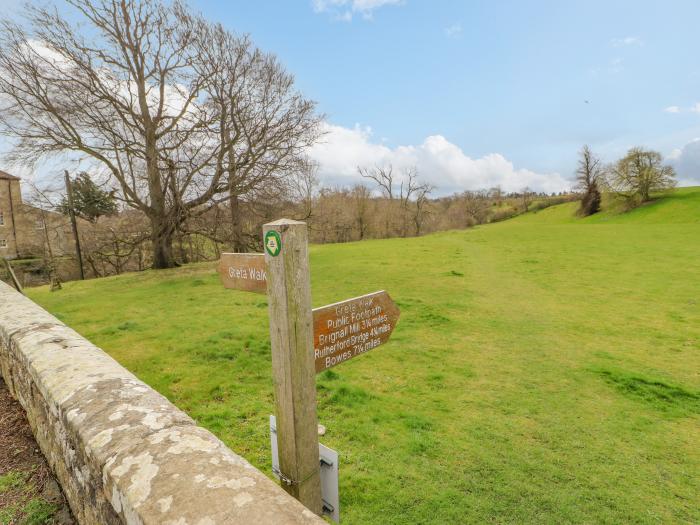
[312,290,400,373]
[217,252,267,293]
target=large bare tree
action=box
[351,184,371,240]
[190,17,322,251]
[609,147,676,204]
[397,167,432,237]
[358,164,395,236]
[358,164,432,237]
[0,0,321,267]
[575,145,604,192]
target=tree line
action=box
[37,141,674,281]
[13,162,572,283]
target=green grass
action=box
[0,471,59,525]
[27,188,700,524]
[0,472,26,492]
[0,498,58,525]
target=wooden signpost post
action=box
[217,219,400,521]
[263,219,323,514]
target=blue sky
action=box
[2,0,700,193]
[189,0,700,192]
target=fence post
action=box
[263,219,322,514]
[64,171,85,280]
[2,258,23,294]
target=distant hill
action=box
[513,186,700,225]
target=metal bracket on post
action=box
[270,415,340,523]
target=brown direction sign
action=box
[312,290,400,373]
[217,253,267,294]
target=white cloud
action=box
[611,36,642,47]
[444,23,462,39]
[25,39,191,118]
[589,56,626,76]
[667,148,682,160]
[609,57,623,74]
[668,138,700,186]
[312,0,402,20]
[308,123,570,194]
[662,102,700,114]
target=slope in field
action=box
[513,186,700,225]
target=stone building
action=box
[0,169,71,260]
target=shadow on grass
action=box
[593,367,700,416]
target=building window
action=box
[35,219,45,230]
[0,239,7,248]
[0,211,4,225]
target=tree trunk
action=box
[151,218,176,269]
[178,233,189,264]
[137,243,143,271]
[187,235,194,262]
[641,185,650,202]
[229,193,246,252]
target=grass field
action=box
[27,188,700,524]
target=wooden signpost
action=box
[263,220,323,514]
[217,219,400,520]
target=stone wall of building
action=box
[0,176,22,258]
[0,281,323,525]
[0,173,72,260]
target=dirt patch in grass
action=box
[0,378,73,525]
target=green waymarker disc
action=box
[264,230,282,257]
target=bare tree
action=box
[358,164,431,237]
[412,183,433,235]
[359,164,395,236]
[0,0,321,267]
[189,19,322,252]
[489,186,503,207]
[351,184,371,240]
[358,164,395,199]
[575,145,604,216]
[396,167,433,237]
[609,147,676,204]
[575,145,604,192]
[462,191,490,224]
[520,187,532,212]
[290,160,319,221]
[398,167,417,237]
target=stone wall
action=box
[0,281,324,525]
[0,177,21,258]
[0,175,73,260]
